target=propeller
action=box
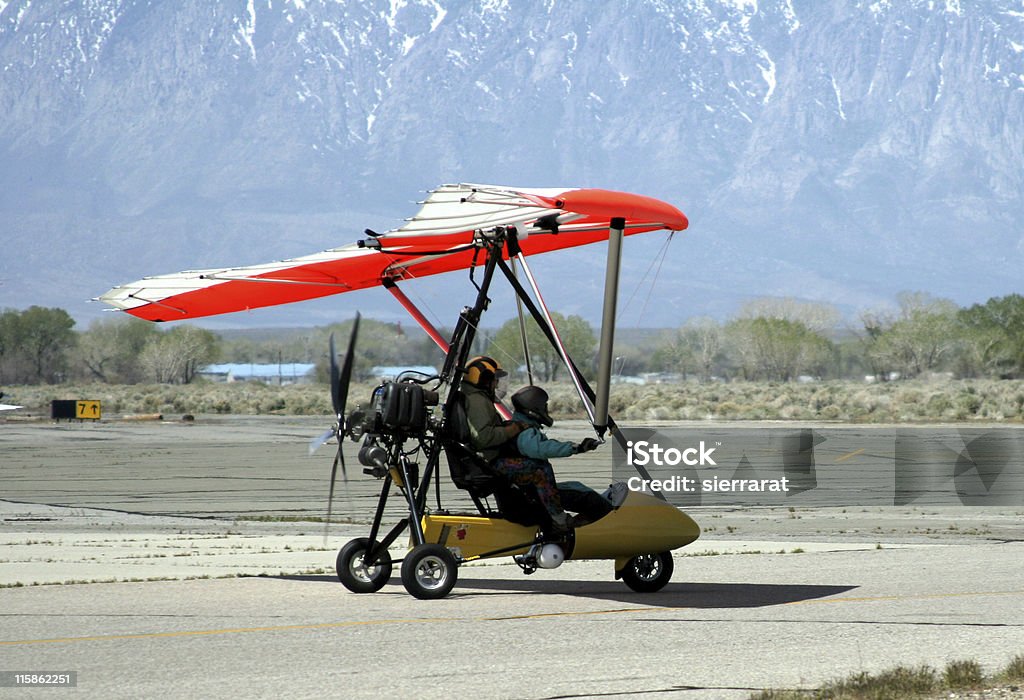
[309,313,360,534]
[307,331,343,455]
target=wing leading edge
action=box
[98,184,688,322]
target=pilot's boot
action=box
[568,514,591,528]
[547,512,572,536]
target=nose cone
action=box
[662,501,701,547]
[570,489,700,560]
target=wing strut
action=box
[594,217,625,436]
[509,257,535,386]
[383,278,450,354]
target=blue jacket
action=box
[513,411,575,460]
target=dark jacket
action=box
[462,381,519,462]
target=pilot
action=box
[460,356,522,461]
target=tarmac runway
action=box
[2,416,1023,698]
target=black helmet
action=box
[511,385,553,427]
[463,356,506,388]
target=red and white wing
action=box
[99,183,687,322]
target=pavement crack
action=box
[643,617,1022,628]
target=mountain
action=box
[1,0,1021,329]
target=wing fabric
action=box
[99,184,688,322]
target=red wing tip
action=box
[555,189,688,231]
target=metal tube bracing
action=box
[496,255,666,499]
[513,252,597,425]
[510,257,535,385]
[383,278,450,354]
[594,217,626,433]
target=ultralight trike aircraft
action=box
[100,183,701,599]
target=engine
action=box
[348,379,440,478]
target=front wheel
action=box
[401,544,458,599]
[621,551,674,593]
[336,537,392,593]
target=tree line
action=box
[2,292,1022,386]
[644,293,1024,382]
[0,310,442,386]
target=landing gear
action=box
[620,551,674,593]
[336,538,392,593]
[401,544,459,600]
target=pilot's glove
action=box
[575,438,601,453]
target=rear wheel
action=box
[401,544,458,599]
[336,538,392,593]
[621,551,674,593]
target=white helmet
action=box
[536,543,564,569]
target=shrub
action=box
[943,659,983,689]
[830,665,938,698]
[1001,654,1024,682]
[819,404,841,420]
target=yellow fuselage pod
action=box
[420,514,537,560]
[420,490,699,562]
[571,490,700,560]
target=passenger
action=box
[499,385,602,532]
[509,385,600,462]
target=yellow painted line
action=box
[785,589,1024,607]
[835,448,865,463]
[0,617,456,646]
[0,608,655,646]
[484,607,647,621]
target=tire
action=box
[336,537,392,593]
[401,544,459,600]
[621,551,674,593]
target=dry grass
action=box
[943,660,984,689]
[751,656,1022,700]
[551,378,1024,423]
[4,381,347,417]
[1000,655,1024,682]
[5,378,1024,423]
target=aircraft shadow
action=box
[276,574,857,608]
[442,579,857,608]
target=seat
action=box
[444,441,499,499]
[442,393,501,514]
[442,393,544,525]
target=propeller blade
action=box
[337,312,360,420]
[329,332,342,417]
[308,428,335,456]
[323,313,359,540]
[336,437,348,483]
[325,442,347,538]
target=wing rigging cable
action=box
[633,233,675,323]
[617,231,676,326]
